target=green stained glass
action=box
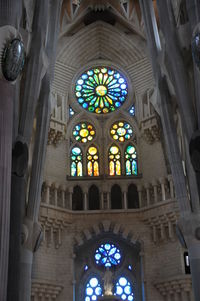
[71,147,83,176]
[110,121,133,142]
[125,145,137,176]
[75,67,128,114]
[72,122,96,143]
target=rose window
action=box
[73,122,96,143]
[110,121,133,142]
[95,243,121,267]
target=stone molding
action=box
[31,279,63,301]
[140,114,161,144]
[154,275,194,301]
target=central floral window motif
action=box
[109,145,121,176]
[75,67,128,114]
[110,121,133,142]
[95,243,121,267]
[73,122,96,143]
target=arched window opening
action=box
[125,145,137,176]
[87,146,99,176]
[72,186,83,210]
[89,185,100,210]
[114,276,134,301]
[71,146,83,176]
[184,252,191,274]
[85,277,102,301]
[111,185,122,209]
[109,145,121,176]
[128,184,139,209]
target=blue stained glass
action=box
[69,106,75,117]
[115,277,134,301]
[129,105,135,116]
[128,265,132,270]
[85,278,102,301]
[84,265,89,271]
[95,243,121,267]
[82,74,88,79]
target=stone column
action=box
[83,189,88,211]
[144,183,150,206]
[123,188,128,209]
[152,179,158,204]
[69,187,73,210]
[137,185,143,208]
[45,181,51,205]
[100,191,104,210]
[53,183,58,207]
[60,186,66,208]
[0,81,14,301]
[107,191,111,209]
[168,175,174,199]
[159,177,166,201]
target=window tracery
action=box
[87,146,99,176]
[109,145,121,176]
[71,146,83,176]
[75,67,128,114]
[73,122,96,143]
[110,121,133,142]
[125,145,137,176]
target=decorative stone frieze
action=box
[39,217,68,249]
[143,210,179,243]
[140,114,161,144]
[31,279,63,301]
[48,93,66,146]
[154,275,194,301]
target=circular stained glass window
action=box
[73,122,96,143]
[95,243,121,267]
[75,67,128,114]
[110,121,133,142]
[85,277,102,301]
[115,277,134,301]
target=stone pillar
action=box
[152,225,157,243]
[144,183,150,206]
[45,181,51,204]
[53,183,58,207]
[101,191,104,210]
[69,187,73,210]
[83,190,88,211]
[168,175,174,199]
[60,186,66,208]
[159,177,166,201]
[107,192,111,209]
[137,185,142,208]
[152,179,158,204]
[123,189,128,209]
[0,81,14,301]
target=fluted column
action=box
[0,81,14,301]
[144,183,150,206]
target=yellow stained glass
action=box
[119,137,124,142]
[111,130,115,135]
[94,161,99,176]
[96,85,107,97]
[88,161,93,176]
[110,146,119,155]
[82,138,87,143]
[77,162,82,176]
[109,161,115,176]
[89,147,97,155]
[113,124,118,129]
[119,122,124,127]
[88,136,92,141]
[90,131,95,135]
[113,135,118,140]
[80,129,89,137]
[94,155,98,160]
[88,155,92,160]
[116,160,121,175]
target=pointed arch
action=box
[128,184,139,208]
[72,185,83,210]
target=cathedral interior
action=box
[1,1,200,301]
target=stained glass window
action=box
[73,122,96,143]
[85,277,102,301]
[69,106,75,117]
[71,146,83,176]
[109,146,121,176]
[87,146,99,176]
[110,121,133,142]
[95,243,121,267]
[129,105,135,116]
[115,277,134,301]
[75,67,128,114]
[125,145,137,176]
